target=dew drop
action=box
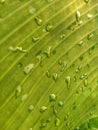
[52,73,58,82]
[87,33,94,40]
[44,46,52,57]
[55,118,60,127]
[0,0,5,4]
[58,101,63,107]
[76,10,81,21]
[46,117,51,123]
[15,85,22,97]
[49,93,56,102]
[77,41,84,46]
[23,63,34,74]
[21,94,28,101]
[34,16,43,26]
[29,6,36,14]
[65,76,71,89]
[28,105,34,112]
[40,106,47,113]
[84,0,89,3]
[84,79,88,86]
[86,13,93,19]
[58,59,62,65]
[60,34,66,39]
[45,24,53,32]
[46,70,51,78]
[32,36,39,42]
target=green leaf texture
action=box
[0,0,98,130]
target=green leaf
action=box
[0,0,98,130]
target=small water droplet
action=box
[52,73,58,82]
[21,94,28,101]
[44,46,52,57]
[60,61,67,72]
[28,105,34,112]
[37,55,42,66]
[55,118,60,127]
[29,128,33,130]
[76,10,81,22]
[53,107,58,116]
[45,24,53,32]
[87,33,94,40]
[60,33,66,39]
[58,101,63,107]
[46,70,51,78]
[0,0,5,4]
[84,0,89,3]
[86,13,93,19]
[77,41,84,46]
[65,76,71,89]
[58,59,62,65]
[15,85,22,97]
[40,106,47,113]
[84,79,88,86]
[32,36,39,42]
[49,93,56,102]
[46,117,51,123]
[29,6,36,14]
[34,16,43,26]
[23,63,34,74]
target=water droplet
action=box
[40,122,47,128]
[21,94,28,101]
[52,73,58,81]
[60,61,67,72]
[77,41,84,46]
[84,0,89,3]
[86,13,93,19]
[46,117,51,123]
[49,94,56,102]
[28,105,34,112]
[87,33,94,40]
[53,107,58,116]
[78,65,82,70]
[44,46,52,57]
[65,76,71,89]
[29,128,33,130]
[0,0,5,4]
[80,75,85,80]
[84,79,88,86]
[46,70,51,78]
[40,106,47,113]
[75,69,79,73]
[58,101,63,107]
[60,34,66,39]
[29,6,36,14]
[37,55,42,66]
[78,20,83,26]
[73,75,77,82]
[15,85,22,97]
[34,16,43,26]
[23,63,34,74]
[45,24,53,32]
[58,59,62,65]
[75,126,80,130]
[76,10,81,21]
[32,36,39,42]
[55,118,60,127]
